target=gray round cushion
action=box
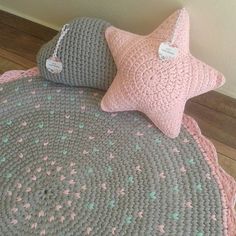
[37,17,117,90]
[0,77,225,235]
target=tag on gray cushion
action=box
[37,17,117,90]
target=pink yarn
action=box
[0,67,39,84]
[183,115,236,236]
[101,8,225,138]
[0,68,234,233]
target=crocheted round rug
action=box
[0,72,235,235]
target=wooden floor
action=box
[0,10,235,180]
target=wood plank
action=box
[218,153,236,180]
[0,48,36,68]
[0,22,44,62]
[191,91,236,119]
[185,101,236,149]
[0,10,57,41]
[0,56,25,74]
[210,139,236,161]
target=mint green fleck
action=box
[62,150,68,155]
[124,216,133,224]
[154,136,162,144]
[2,137,9,144]
[47,95,52,101]
[173,185,179,193]
[6,120,12,125]
[43,82,48,87]
[188,159,196,165]
[50,110,55,115]
[86,203,95,210]
[135,144,141,151]
[196,232,204,236]
[38,122,44,129]
[107,166,113,173]
[127,176,134,184]
[92,147,99,153]
[195,184,203,192]
[70,96,75,102]
[0,157,6,164]
[34,138,39,144]
[79,123,84,129]
[108,140,114,146]
[87,167,93,174]
[61,135,67,141]
[171,212,179,220]
[108,200,116,208]
[5,173,12,179]
[149,191,157,200]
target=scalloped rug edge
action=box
[1,68,236,235]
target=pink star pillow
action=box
[101,8,225,138]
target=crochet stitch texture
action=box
[101,8,225,138]
[37,17,117,90]
[1,76,235,235]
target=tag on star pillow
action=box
[101,8,225,138]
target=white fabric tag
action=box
[158,42,178,60]
[46,57,63,74]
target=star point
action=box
[101,8,225,138]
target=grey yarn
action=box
[0,77,224,235]
[37,17,117,90]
